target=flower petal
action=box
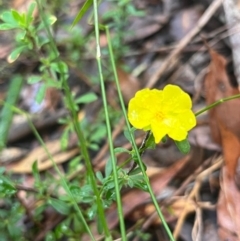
[162,85,192,111]
[168,125,188,141]
[128,88,163,129]
[128,89,152,129]
[177,110,196,131]
[167,110,196,141]
[151,120,169,143]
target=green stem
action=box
[93,1,125,239]
[195,93,240,116]
[105,27,175,241]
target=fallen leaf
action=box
[204,49,240,240]
[6,140,79,173]
[204,49,240,183]
[130,196,196,225]
[108,66,140,105]
[124,15,168,43]
[218,166,240,240]
[0,147,28,163]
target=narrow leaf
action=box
[0,75,23,150]
[71,0,93,29]
[1,11,18,25]
[0,175,16,196]
[35,84,46,104]
[0,23,16,30]
[114,147,130,154]
[11,10,24,25]
[27,75,42,84]
[49,198,70,215]
[26,2,36,24]
[7,45,26,63]
[75,92,98,104]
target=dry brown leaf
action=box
[108,67,140,106]
[218,166,240,240]
[6,140,79,173]
[0,147,28,163]
[117,67,140,103]
[124,15,168,43]
[204,49,240,183]
[130,197,196,225]
[170,5,203,41]
[204,49,240,240]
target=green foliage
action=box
[0,2,61,106]
[175,139,191,154]
[71,0,93,29]
[101,0,145,59]
[0,199,26,241]
[75,92,98,104]
[0,172,16,197]
[0,75,23,150]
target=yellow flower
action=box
[128,85,196,143]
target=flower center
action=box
[155,111,165,121]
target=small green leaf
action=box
[1,11,18,26]
[32,161,40,183]
[105,158,113,177]
[0,75,23,150]
[69,185,81,198]
[49,61,68,74]
[128,167,142,175]
[35,84,46,104]
[11,10,25,26]
[47,15,57,25]
[45,78,62,89]
[89,143,99,151]
[37,15,57,31]
[26,2,36,25]
[90,125,106,141]
[60,129,69,150]
[27,75,42,84]
[96,171,104,183]
[48,198,70,215]
[0,23,16,30]
[174,139,190,154]
[123,127,135,143]
[145,132,156,150]
[114,147,130,154]
[71,0,93,29]
[75,92,98,104]
[161,135,167,143]
[0,175,16,196]
[7,45,26,63]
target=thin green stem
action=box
[195,93,240,116]
[105,26,175,241]
[93,1,124,240]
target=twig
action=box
[173,156,223,239]
[146,0,223,88]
